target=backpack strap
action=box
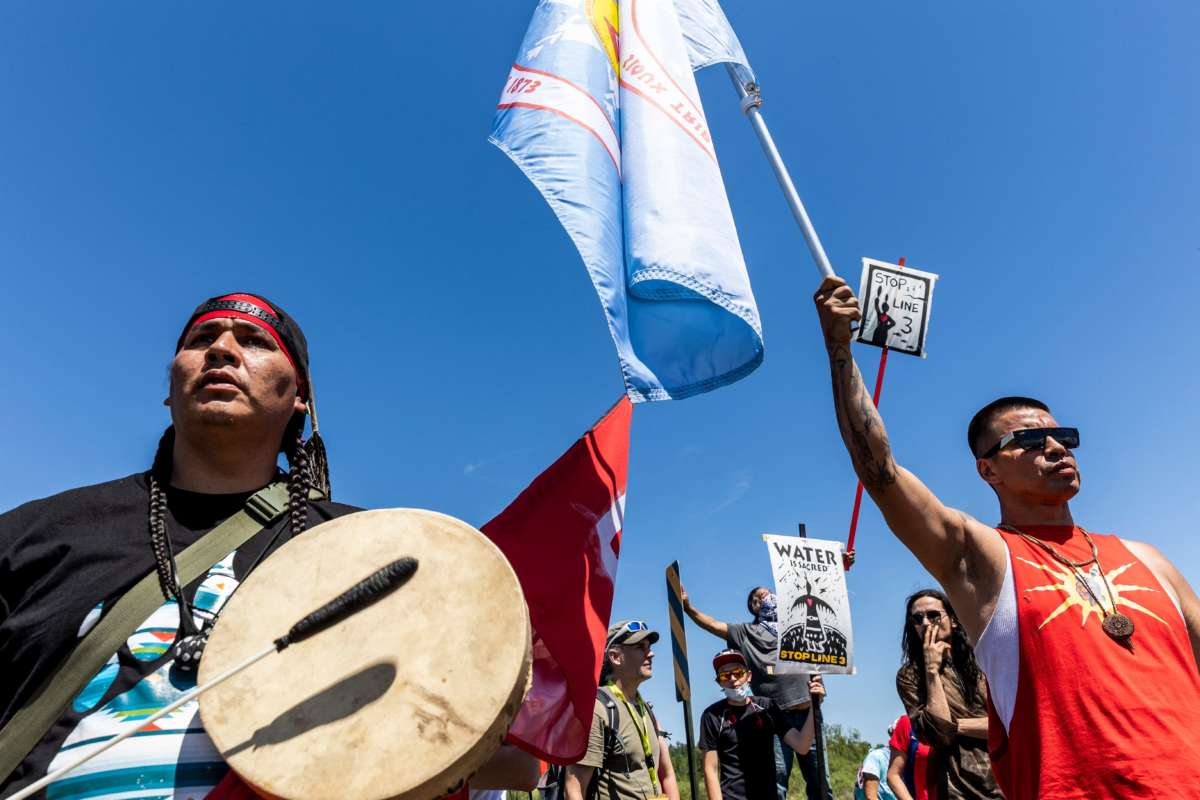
[0,480,309,785]
[644,701,660,770]
[594,686,629,772]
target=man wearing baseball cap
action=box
[698,649,825,800]
[565,620,679,800]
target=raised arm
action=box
[680,584,729,639]
[813,276,1004,637]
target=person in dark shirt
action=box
[682,585,831,800]
[698,649,824,800]
[0,293,535,799]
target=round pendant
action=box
[1102,613,1134,640]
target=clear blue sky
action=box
[2,1,1198,748]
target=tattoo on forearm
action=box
[828,344,898,493]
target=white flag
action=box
[672,0,755,82]
[491,0,764,401]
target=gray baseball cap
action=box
[606,620,660,648]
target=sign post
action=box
[794,524,831,800]
[846,257,940,560]
[665,561,698,800]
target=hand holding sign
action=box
[813,275,862,346]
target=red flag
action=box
[482,397,632,764]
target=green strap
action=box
[0,480,301,785]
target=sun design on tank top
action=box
[1016,558,1168,631]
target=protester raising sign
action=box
[855,258,939,357]
[763,534,854,675]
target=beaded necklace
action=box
[999,523,1134,641]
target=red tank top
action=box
[986,526,1200,798]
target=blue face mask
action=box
[756,593,778,623]
[722,682,752,701]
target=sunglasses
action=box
[716,667,749,684]
[909,610,944,626]
[609,620,650,646]
[980,427,1079,459]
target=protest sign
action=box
[763,534,854,674]
[855,258,939,357]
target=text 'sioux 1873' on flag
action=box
[491,0,762,402]
[481,397,632,763]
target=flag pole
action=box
[725,66,835,280]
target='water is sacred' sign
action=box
[763,534,854,675]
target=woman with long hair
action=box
[895,589,1000,800]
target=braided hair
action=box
[148,427,181,606]
[147,414,323,611]
[900,588,983,704]
[284,414,310,536]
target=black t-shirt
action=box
[0,473,359,796]
[698,695,793,800]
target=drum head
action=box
[199,509,531,800]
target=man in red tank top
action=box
[812,276,1200,798]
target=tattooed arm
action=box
[813,276,1005,640]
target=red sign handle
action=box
[845,257,904,569]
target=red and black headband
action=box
[177,293,311,400]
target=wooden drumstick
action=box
[7,557,419,800]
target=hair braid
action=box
[148,427,178,600]
[286,425,310,537]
